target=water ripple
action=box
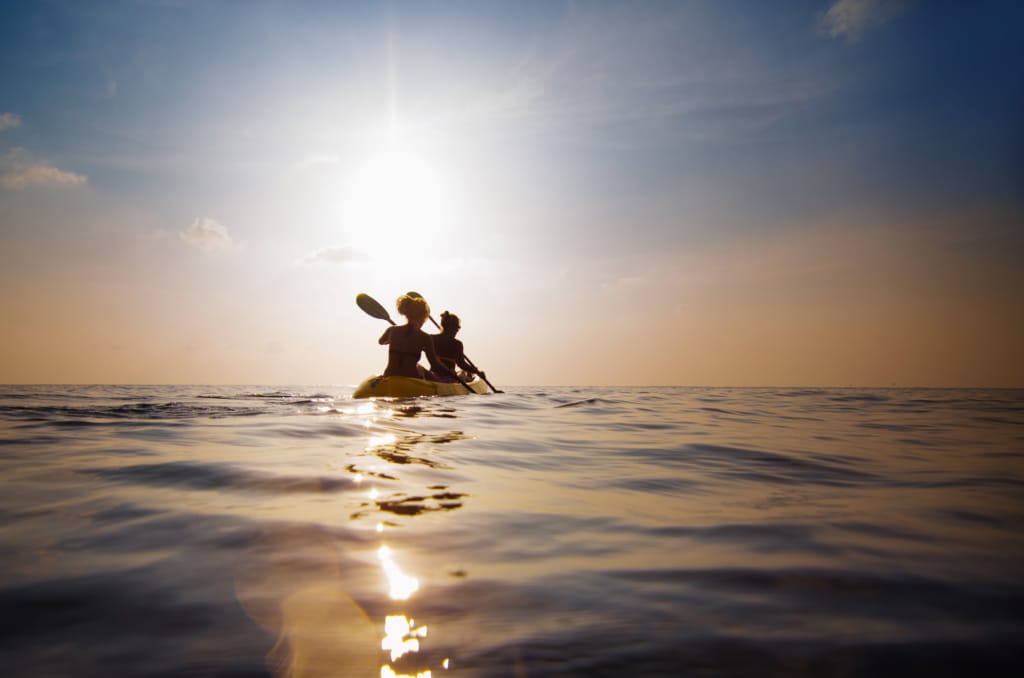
[1,385,1022,678]
[84,461,354,495]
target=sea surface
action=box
[1,385,1022,677]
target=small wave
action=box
[83,461,356,495]
[775,388,828,398]
[828,392,892,403]
[973,415,1024,426]
[604,475,705,495]
[636,443,879,488]
[90,503,165,525]
[933,509,1008,528]
[829,521,931,542]
[554,398,602,408]
[362,490,468,517]
[0,402,268,422]
[242,390,334,400]
[258,422,367,439]
[887,474,1024,490]
[647,522,840,555]
[607,566,1024,621]
[858,420,936,433]
[0,434,66,447]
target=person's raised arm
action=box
[378,326,394,345]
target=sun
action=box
[341,142,456,263]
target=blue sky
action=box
[1,0,1022,385]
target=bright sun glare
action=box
[342,142,456,264]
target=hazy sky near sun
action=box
[1,0,1022,386]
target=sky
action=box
[1,0,1022,387]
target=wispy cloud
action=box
[0,112,21,131]
[460,4,839,148]
[303,245,368,265]
[820,0,908,43]
[179,217,234,253]
[0,148,88,189]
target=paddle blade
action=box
[356,293,395,324]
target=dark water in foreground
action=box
[1,385,1022,677]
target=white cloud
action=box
[1,165,88,189]
[820,0,906,43]
[0,113,21,131]
[0,148,88,189]
[179,217,234,253]
[303,245,368,265]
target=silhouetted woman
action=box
[378,294,447,379]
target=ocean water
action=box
[1,385,1022,678]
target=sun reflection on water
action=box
[354,402,378,416]
[381,666,432,678]
[382,614,427,661]
[367,433,398,449]
[379,612,435,678]
[353,406,448,678]
[376,545,447,677]
[378,545,419,600]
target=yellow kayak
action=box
[352,375,489,399]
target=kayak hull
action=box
[352,375,488,399]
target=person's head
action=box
[440,311,461,335]
[396,293,429,327]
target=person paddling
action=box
[378,294,450,380]
[432,311,484,383]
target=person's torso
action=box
[384,326,426,376]
[434,334,461,363]
[389,325,426,354]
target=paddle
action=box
[355,293,474,394]
[406,291,503,394]
[356,293,395,325]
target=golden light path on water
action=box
[232,390,456,678]
[375,508,442,678]
[360,401,448,678]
